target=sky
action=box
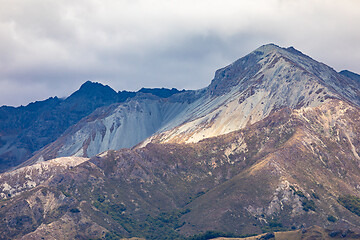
[0,0,359,106]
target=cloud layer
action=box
[1,0,359,106]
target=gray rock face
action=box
[24,44,360,166]
[0,81,183,172]
[144,44,360,144]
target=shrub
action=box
[70,208,80,213]
[187,231,247,240]
[302,199,316,212]
[327,215,337,222]
[338,195,360,216]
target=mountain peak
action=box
[138,87,183,98]
[208,43,293,96]
[78,81,114,93]
[254,43,282,53]
[340,70,360,83]
[208,43,360,106]
[253,44,304,58]
[67,81,118,100]
[80,80,98,88]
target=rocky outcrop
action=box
[0,156,88,199]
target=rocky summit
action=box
[1,44,360,240]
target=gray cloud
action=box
[0,0,359,106]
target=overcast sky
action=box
[0,0,359,106]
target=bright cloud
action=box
[0,0,359,106]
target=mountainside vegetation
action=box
[1,44,360,239]
[1,99,360,239]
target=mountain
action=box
[148,45,360,145]
[0,81,181,173]
[340,70,360,83]
[2,99,360,239]
[22,90,201,166]
[25,44,360,165]
[1,44,360,239]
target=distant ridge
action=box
[340,70,360,83]
[0,81,184,172]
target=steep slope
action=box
[0,81,123,172]
[1,99,360,239]
[0,156,89,200]
[340,70,360,83]
[180,99,360,235]
[0,97,62,171]
[147,44,360,144]
[27,44,360,165]
[0,81,183,172]
[23,90,202,165]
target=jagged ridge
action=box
[0,82,184,172]
[24,44,360,166]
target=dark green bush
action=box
[327,215,337,222]
[187,231,247,240]
[261,219,287,233]
[302,199,316,212]
[312,192,320,199]
[338,195,360,216]
[104,231,122,240]
[70,208,80,213]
